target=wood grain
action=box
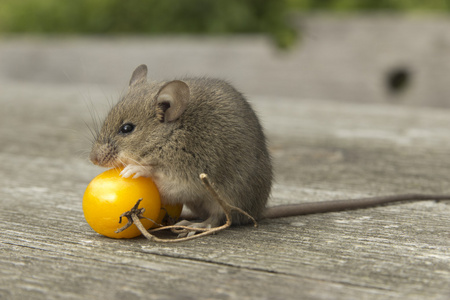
[1,40,450,300]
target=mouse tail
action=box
[263,194,450,219]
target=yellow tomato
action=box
[156,203,184,225]
[83,168,161,239]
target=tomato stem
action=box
[115,198,159,234]
[116,173,258,242]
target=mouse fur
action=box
[90,64,273,227]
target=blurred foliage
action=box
[0,0,449,49]
[288,0,450,12]
[0,0,296,48]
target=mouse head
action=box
[90,64,190,168]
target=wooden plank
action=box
[1,81,449,300]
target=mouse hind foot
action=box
[174,217,221,238]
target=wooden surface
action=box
[1,35,450,300]
[1,87,449,300]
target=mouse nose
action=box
[89,143,104,166]
[89,151,100,165]
[89,143,117,167]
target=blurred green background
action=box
[0,0,448,48]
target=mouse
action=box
[89,64,450,230]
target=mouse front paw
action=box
[120,164,152,179]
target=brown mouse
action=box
[89,64,450,230]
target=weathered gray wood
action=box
[1,35,450,300]
[4,15,450,107]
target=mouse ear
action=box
[156,80,190,122]
[129,64,148,86]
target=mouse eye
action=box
[118,123,135,135]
